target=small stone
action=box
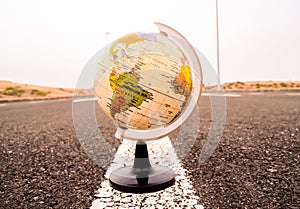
[176,175,186,180]
[120,197,132,203]
[187,199,198,205]
[181,182,193,189]
[267,168,277,173]
[100,198,112,202]
[121,193,132,197]
[190,195,200,200]
[91,201,107,209]
[104,202,114,207]
[144,197,157,205]
[95,192,111,198]
[183,189,195,194]
[164,187,174,192]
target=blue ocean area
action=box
[137,32,157,41]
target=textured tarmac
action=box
[0,91,299,208]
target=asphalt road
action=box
[0,91,299,208]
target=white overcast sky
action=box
[0,0,299,87]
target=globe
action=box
[93,23,202,193]
[95,26,201,142]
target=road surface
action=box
[0,91,299,208]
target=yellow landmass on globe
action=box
[109,68,118,91]
[109,33,147,56]
[173,65,192,96]
[109,70,152,118]
[180,65,192,89]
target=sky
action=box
[0,0,299,88]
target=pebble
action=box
[120,197,132,203]
[112,196,121,201]
[267,168,277,173]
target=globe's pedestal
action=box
[109,141,175,193]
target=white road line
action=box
[286,93,300,96]
[202,92,241,97]
[248,92,265,95]
[53,98,70,102]
[27,100,46,104]
[224,93,241,97]
[91,137,204,209]
[73,97,96,103]
[0,103,8,107]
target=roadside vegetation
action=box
[0,81,75,100]
[30,89,48,96]
[221,81,300,91]
[0,87,50,97]
[0,87,25,97]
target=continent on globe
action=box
[173,65,192,97]
[109,33,148,57]
[109,69,153,118]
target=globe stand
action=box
[109,141,175,193]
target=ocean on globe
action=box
[94,32,193,131]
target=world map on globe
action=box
[94,32,193,130]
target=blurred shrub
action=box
[31,89,48,96]
[0,87,25,96]
[280,82,288,87]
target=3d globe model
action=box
[94,24,202,143]
[93,23,202,193]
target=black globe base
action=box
[109,142,175,193]
[109,166,175,193]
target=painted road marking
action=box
[27,100,46,104]
[0,103,8,107]
[52,98,70,102]
[73,97,96,103]
[91,137,204,209]
[202,92,241,97]
[248,92,265,95]
[286,93,300,96]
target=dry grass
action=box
[205,81,300,91]
[0,81,74,100]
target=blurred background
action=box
[0,0,299,88]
